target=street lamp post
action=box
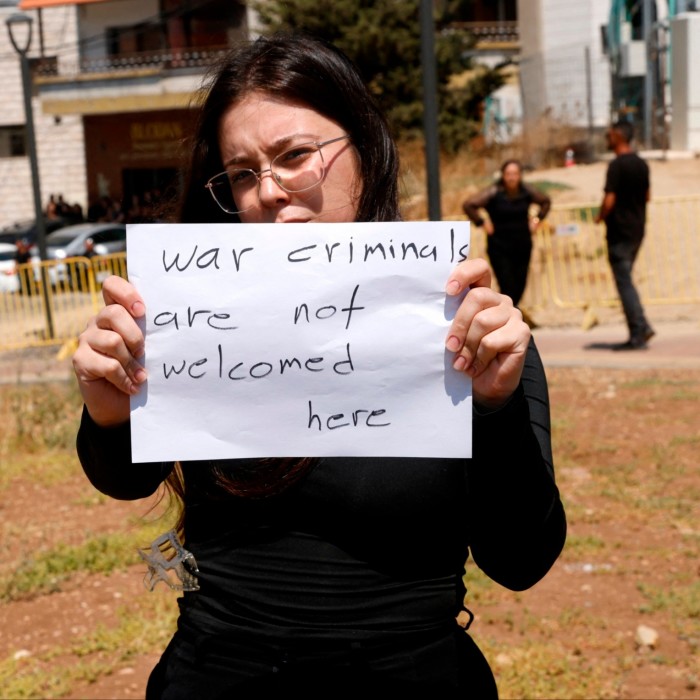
[5,11,54,339]
[419,0,442,221]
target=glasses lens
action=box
[271,144,324,193]
[205,140,335,214]
[209,170,257,214]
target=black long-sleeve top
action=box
[463,183,551,254]
[77,336,566,690]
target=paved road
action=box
[533,319,700,370]
[1,318,698,385]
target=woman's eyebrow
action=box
[222,133,321,168]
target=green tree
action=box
[251,0,506,152]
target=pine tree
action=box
[251,0,505,152]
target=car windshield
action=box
[48,231,86,246]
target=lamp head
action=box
[5,12,33,55]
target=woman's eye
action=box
[229,170,256,186]
[280,146,316,166]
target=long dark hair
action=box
[178,33,400,224]
[168,34,401,512]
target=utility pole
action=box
[642,0,653,147]
[419,0,442,221]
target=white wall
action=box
[670,13,700,151]
[517,0,611,128]
[0,4,86,227]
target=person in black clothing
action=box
[14,238,33,295]
[72,35,566,698]
[594,120,654,350]
[462,160,550,309]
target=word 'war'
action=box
[159,229,469,273]
[307,400,390,432]
[162,342,355,380]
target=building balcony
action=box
[446,21,519,57]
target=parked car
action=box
[0,217,72,246]
[31,222,127,286]
[0,242,39,294]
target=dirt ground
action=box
[534,152,700,205]
[1,157,699,699]
[1,365,698,700]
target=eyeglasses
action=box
[205,135,351,215]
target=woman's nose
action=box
[258,170,290,207]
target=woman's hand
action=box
[72,275,147,427]
[483,219,495,236]
[444,259,530,409]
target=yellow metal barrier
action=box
[451,195,700,326]
[538,195,700,319]
[0,253,128,352]
[1,198,699,352]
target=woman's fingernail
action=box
[134,368,147,383]
[445,280,460,295]
[453,356,467,371]
[132,301,145,316]
[446,336,461,352]
[129,383,141,395]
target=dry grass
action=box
[398,121,591,222]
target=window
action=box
[92,229,126,244]
[0,126,27,158]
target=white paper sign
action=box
[127,221,472,462]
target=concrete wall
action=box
[670,13,700,152]
[517,0,611,129]
[0,4,86,227]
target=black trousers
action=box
[146,628,498,699]
[607,237,652,341]
[487,241,532,308]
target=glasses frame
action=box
[205,134,351,215]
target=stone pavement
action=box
[0,317,698,386]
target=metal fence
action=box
[1,197,699,351]
[0,253,126,352]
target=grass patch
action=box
[0,382,83,453]
[0,521,166,602]
[475,637,617,700]
[527,179,573,195]
[637,580,700,635]
[561,534,606,559]
[0,591,178,699]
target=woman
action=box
[73,35,566,696]
[462,160,551,309]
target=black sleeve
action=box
[462,185,496,227]
[466,336,566,591]
[525,185,551,220]
[76,406,174,500]
[604,159,619,194]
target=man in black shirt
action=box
[595,120,654,350]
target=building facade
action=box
[1,0,252,226]
[517,0,612,133]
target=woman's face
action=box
[502,163,522,191]
[217,93,361,224]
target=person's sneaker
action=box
[611,338,649,351]
[644,328,656,342]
